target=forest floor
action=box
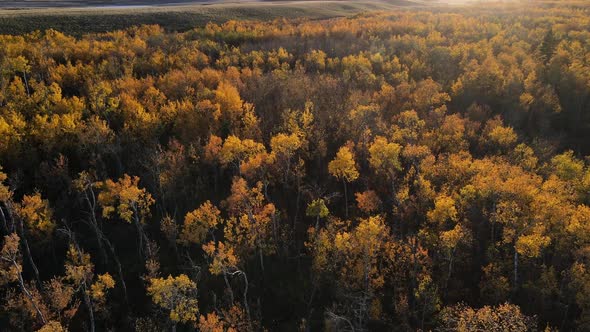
[0,0,424,35]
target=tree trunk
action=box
[258,247,265,272]
[13,260,46,325]
[133,212,150,261]
[73,240,95,332]
[0,205,8,233]
[513,248,519,290]
[223,270,235,304]
[445,249,455,293]
[22,71,30,97]
[343,179,348,218]
[103,236,129,303]
[18,219,41,287]
[92,221,108,265]
[83,281,96,332]
[241,271,251,323]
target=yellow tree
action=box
[307,216,396,330]
[179,201,222,246]
[223,177,276,271]
[0,165,13,233]
[37,321,67,332]
[198,305,253,332]
[219,136,265,175]
[440,302,535,331]
[328,145,359,217]
[13,192,55,287]
[73,171,128,300]
[270,132,302,184]
[426,193,470,288]
[471,159,551,289]
[368,136,402,202]
[203,241,250,321]
[97,174,155,260]
[147,274,198,332]
[306,198,329,230]
[214,81,244,130]
[0,233,47,326]
[62,240,114,332]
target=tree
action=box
[368,136,402,196]
[219,136,265,175]
[0,165,13,233]
[198,305,253,332]
[540,28,557,63]
[15,193,55,241]
[439,302,536,332]
[0,233,47,326]
[355,190,382,214]
[203,241,250,321]
[551,150,584,182]
[223,177,276,270]
[147,274,199,332]
[73,171,128,301]
[328,145,359,217]
[492,199,551,288]
[214,81,244,130]
[270,132,302,184]
[425,193,470,287]
[63,243,100,332]
[179,200,221,245]
[308,216,396,330]
[97,174,155,260]
[306,198,329,230]
[37,321,67,332]
[14,192,55,287]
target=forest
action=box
[1,1,590,331]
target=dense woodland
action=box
[1,2,590,331]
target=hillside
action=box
[0,0,420,35]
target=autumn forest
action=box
[1,1,590,331]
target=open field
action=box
[0,0,221,8]
[0,0,422,35]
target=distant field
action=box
[0,1,421,35]
[0,0,229,8]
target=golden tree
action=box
[223,177,276,271]
[97,174,155,259]
[179,200,221,245]
[328,145,359,217]
[147,274,199,332]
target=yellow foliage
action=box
[16,193,55,239]
[0,166,11,202]
[270,133,301,159]
[64,245,93,285]
[203,241,239,275]
[368,136,402,177]
[147,274,198,323]
[90,273,115,303]
[219,136,265,170]
[328,146,359,183]
[97,174,154,224]
[427,194,458,224]
[37,321,67,332]
[179,201,221,245]
[0,233,22,286]
[488,125,517,148]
